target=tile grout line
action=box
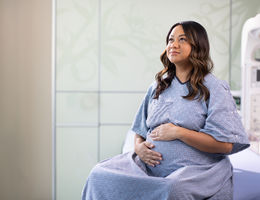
[97,0,102,162]
[229,0,232,87]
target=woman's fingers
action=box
[144,154,161,166]
[150,136,160,141]
[144,150,162,167]
[151,128,159,136]
[137,141,162,167]
[149,153,162,161]
[148,149,162,159]
[144,143,162,159]
[144,141,155,149]
[146,159,159,167]
[150,127,162,140]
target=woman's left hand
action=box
[150,123,180,141]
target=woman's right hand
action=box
[134,135,162,167]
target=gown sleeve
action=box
[130,82,156,139]
[199,80,250,155]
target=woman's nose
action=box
[170,40,179,48]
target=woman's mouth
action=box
[169,51,180,55]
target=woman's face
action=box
[166,25,191,65]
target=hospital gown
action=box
[82,73,249,200]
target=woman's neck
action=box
[175,64,192,83]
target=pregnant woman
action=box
[82,21,249,200]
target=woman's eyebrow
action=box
[169,34,186,38]
[178,34,186,38]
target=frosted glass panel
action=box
[100,93,145,124]
[100,126,130,160]
[100,0,229,91]
[56,128,98,200]
[56,93,98,124]
[56,0,99,91]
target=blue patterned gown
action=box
[82,73,249,200]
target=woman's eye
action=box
[179,38,187,42]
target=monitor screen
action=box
[255,48,260,61]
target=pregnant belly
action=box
[145,134,222,177]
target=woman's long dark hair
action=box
[154,21,213,101]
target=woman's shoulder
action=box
[145,81,157,98]
[150,80,157,89]
[203,73,230,92]
[146,81,157,92]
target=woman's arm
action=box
[177,126,233,153]
[150,123,233,154]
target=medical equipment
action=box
[241,14,260,154]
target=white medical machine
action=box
[241,14,260,153]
